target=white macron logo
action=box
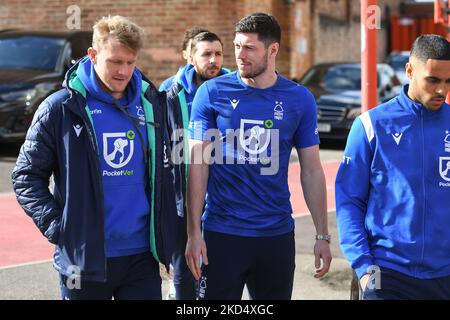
[392,132,403,145]
[230,99,240,109]
[73,124,83,137]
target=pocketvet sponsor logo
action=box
[102,130,136,176]
[439,156,450,186]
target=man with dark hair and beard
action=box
[167,31,228,117]
[185,12,331,300]
[165,31,228,300]
[336,34,450,300]
[159,26,210,92]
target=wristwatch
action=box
[315,234,331,243]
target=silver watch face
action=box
[316,234,330,241]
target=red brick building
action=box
[0,0,407,85]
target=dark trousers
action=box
[198,230,295,300]
[363,267,450,300]
[172,215,197,300]
[60,252,161,300]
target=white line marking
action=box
[0,259,53,271]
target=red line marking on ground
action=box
[289,160,340,217]
[0,194,54,267]
[0,159,341,268]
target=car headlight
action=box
[0,88,38,104]
[346,108,361,120]
[0,82,56,105]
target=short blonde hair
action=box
[92,15,145,52]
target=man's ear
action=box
[269,42,279,58]
[87,47,97,64]
[405,61,413,80]
[182,49,188,60]
[187,49,195,65]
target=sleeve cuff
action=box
[353,259,376,279]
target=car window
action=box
[299,66,325,87]
[301,65,362,91]
[323,67,361,90]
[0,36,66,71]
[379,69,390,89]
[391,73,401,86]
[387,54,409,71]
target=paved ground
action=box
[0,143,19,194]
[0,140,352,300]
[0,212,353,300]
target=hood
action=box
[73,56,142,106]
[176,64,197,95]
[175,64,230,94]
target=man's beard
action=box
[239,51,268,79]
[198,66,220,81]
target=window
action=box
[0,36,66,71]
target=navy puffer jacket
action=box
[12,60,178,282]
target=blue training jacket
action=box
[336,85,450,280]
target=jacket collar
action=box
[398,84,449,115]
[397,84,424,114]
[62,56,159,117]
[174,64,230,94]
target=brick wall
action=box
[0,0,402,85]
[313,0,403,68]
[286,0,403,79]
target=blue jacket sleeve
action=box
[335,116,375,279]
[11,99,62,244]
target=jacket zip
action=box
[419,108,426,277]
[78,96,108,283]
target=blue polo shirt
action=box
[189,71,319,237]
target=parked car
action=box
[0,30,92,142]
[385,51,409,85]
[299,63,402,140]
